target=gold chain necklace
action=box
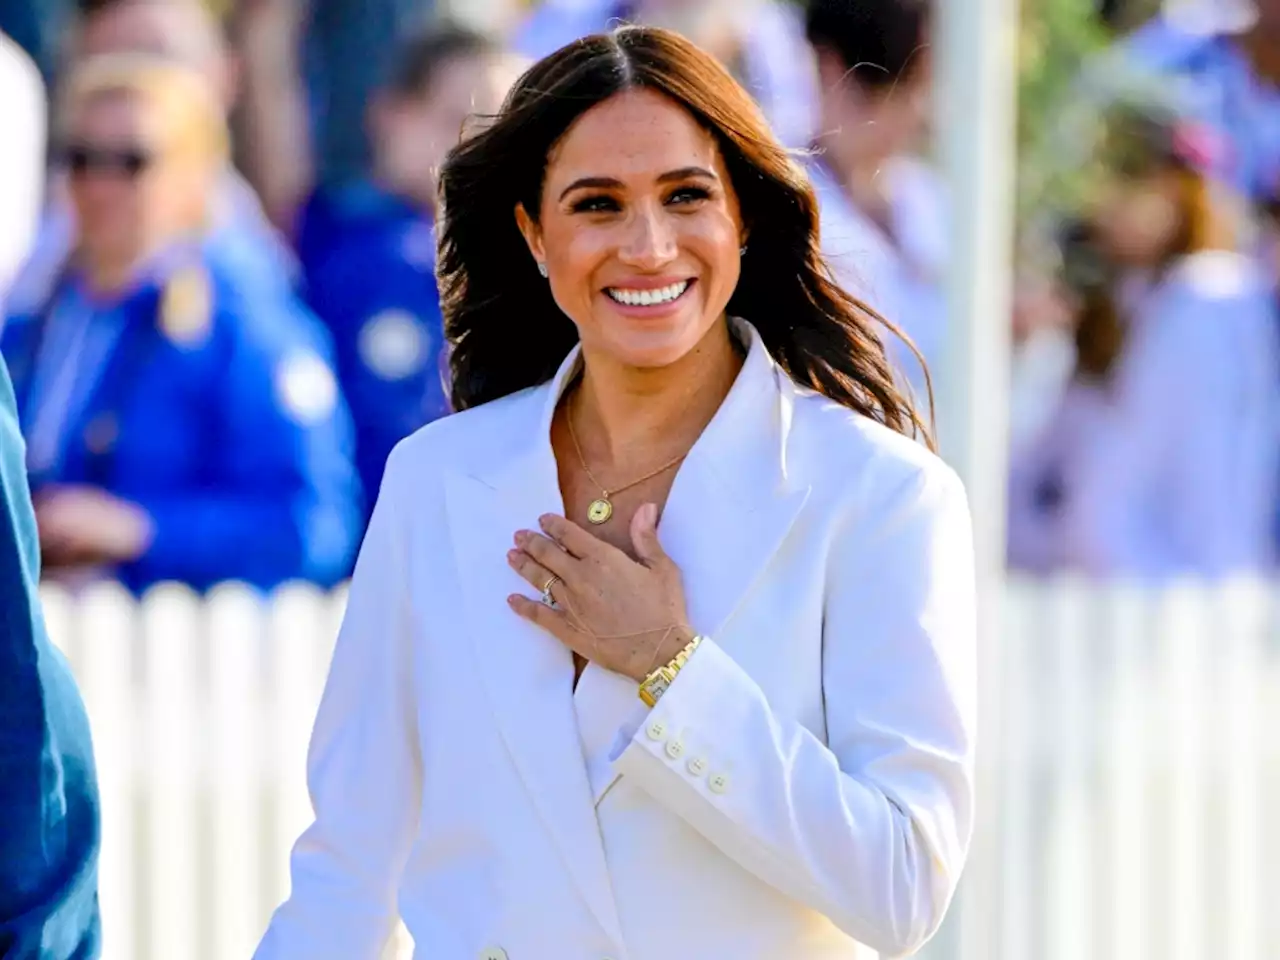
[566,396,688,525]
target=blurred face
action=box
[376,53,522,206]
[516,88,745,370]
[64,92,194,268]
[816,48,932,163]
[1092,172,1181,267]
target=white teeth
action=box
[607,280,689,306]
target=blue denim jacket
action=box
[0,357,101,958]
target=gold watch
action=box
[638,635,703,707]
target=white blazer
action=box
[255,320,976,960]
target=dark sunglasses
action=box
[60,143,155,179]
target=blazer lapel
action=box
[444,321,810,930]
[592,321,811,802]
[443,353,626,946]
[660,321,811,641]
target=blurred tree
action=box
[1013,0,1162,262]
[1016,0,1109,231]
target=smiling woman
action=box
[257,25,977,960]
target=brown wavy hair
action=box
[437,26,930,447]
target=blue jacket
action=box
[299,182,450,516]
[2,241,363,593]
[0,356,101,959]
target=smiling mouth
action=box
[604,279,692,307]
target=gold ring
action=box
[540,575,561,606]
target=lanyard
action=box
[23,287,128,482]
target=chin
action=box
[596,308,718,370]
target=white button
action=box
[478,948,508,960]
[686,756,708,776]
[664,738,685,759]
[708,772,730,795]
[646,720,667,741]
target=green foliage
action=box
[1015,0,1112,250]
[1018,0,1110,151]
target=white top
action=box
[256,319,976,960]
[0,34,45,306]
[1008,251,1280,577]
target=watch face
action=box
[648,675,671,699]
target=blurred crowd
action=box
[0,0,1279,594]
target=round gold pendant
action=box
[586,498,613,525]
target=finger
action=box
[538,514,605,560]
[629,502,668,567]
[516,531,577,578]
[507,593,573,639]
[506,548,560,595]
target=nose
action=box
[618,202,678,270]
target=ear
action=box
[514,202,546,265]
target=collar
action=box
[471,317,802,509]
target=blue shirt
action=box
[808,156,948,406]
[0,355,101,959]
[2,240,363,593]
[1008,252,1280,576]
[299,182,450,516]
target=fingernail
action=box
[507,595,519,607]
[506,549,519,563]
[514,531,527,545]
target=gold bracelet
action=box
[638,635,703,707]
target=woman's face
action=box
[1091,172,1181,267]
[65,91,193,267]
[516,88,746,370]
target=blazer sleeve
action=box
[254,444,421,960]
[611,461,976,957]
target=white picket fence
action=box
[42,577,1280,960]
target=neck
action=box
[373,165,436,216]
[571,318,743,470]
[81,247,154,298]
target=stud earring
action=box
[740,245,748,257]
[537,262,548,278]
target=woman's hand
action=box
[35,485,154,568]
[507,504,696,682]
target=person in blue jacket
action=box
[3,53,361,594]
[6,0,300,327]
[298,25,521,517]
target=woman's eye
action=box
[667,186,711,205]
[570,195,620,213]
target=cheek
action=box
[684,213,743,285]
[542,220,614,282]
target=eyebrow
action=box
[557,166,718,201]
